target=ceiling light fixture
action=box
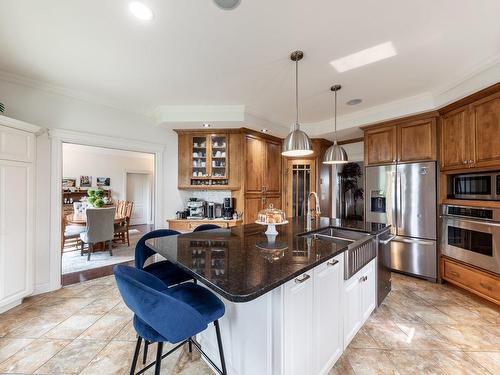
[330,41,396,73]
[213,0,241,10]
[347,98,362,106]
[282,50,313,157]
[129,1,154,21]
[323,85,348,165]
[203,123,211,128]
[261,129,268,133]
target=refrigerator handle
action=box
[390,170,397,233]
[397,171,402,231]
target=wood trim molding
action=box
[0,114,44,134]
[438,82,500,114]
[360,110,439,131]
[338,137,364,145]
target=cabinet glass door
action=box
[210,135,227,179]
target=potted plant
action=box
[339,162,364,220]
[87,188,105,208]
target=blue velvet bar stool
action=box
[193,224,221,232]
[135,229,195,363]
[135,229,193,286]
[113,265,227,375]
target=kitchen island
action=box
[146,217,388,375]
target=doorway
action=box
[126,172,153,226]
[285,159,317,218]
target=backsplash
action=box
[179,190,231,205]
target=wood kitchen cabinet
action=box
[364,125,397,165]
[363,114,437,166]
[440,91,500,171]
[245,134,282,195]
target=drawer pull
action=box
[327,259,339,267]
[294,274,310,284]
[449,270,460,277]
[479,282,493,291]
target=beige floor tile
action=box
[431,324,500,350]
[412,305,458,325]
[44,314,102,340]
[77,313,131,340]
[465,351,500,374]
[344,348,399,375]
[81,298,120,315]
[79,340,136,375]
[34,340,108,374]
[6,316,68,339]
[386,349,489,375]
[368,304,423,325]
[327,354,356,375]
[382,289,429,308]
[0,338,34,363]
[0,339,68,373]
[349,327,381,349]
[112,320,137,341]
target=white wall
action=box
[0,78,185,293]
[62,143,154,202]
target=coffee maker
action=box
[187,199,206,219]
[223,197,235,219]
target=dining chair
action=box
[61,213,85,251]
[80,207,116,261]
[115,200,134,246]
[113,265,227,375]
[193,224,221,232]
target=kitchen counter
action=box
[147,217,388,302]
[166,218,243,232]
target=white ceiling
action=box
[0,0,499,139]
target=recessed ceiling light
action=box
[214,0,241,10]
[261,129,268,133]
[330,41,397,73]
[347,99,362,106]
[203,123,211,128]
[129,2,154,21]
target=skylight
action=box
[330,41,397,73]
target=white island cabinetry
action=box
[198,253,379,375]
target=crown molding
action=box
[0,114,44,134]
[153,105,246,124]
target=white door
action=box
[284,272,314,375]
[361,260,376,322]
[0,160,34,310]
[126,173,151,226]
[313,255,343,375]
[343,272,362,349]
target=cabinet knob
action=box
[469,160,474,164]
[294,274,310,284]
[463,160,468,164]
[327,259,339,267]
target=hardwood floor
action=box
[0,273,499,374]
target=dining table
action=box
[65,212,126,225]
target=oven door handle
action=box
[442,216,500,228]
[379,234,397,245]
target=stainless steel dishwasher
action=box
[377,228,395,306]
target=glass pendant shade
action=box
[282,122,314,157]
[323,140,348,164]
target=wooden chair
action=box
[61,214,85,252]
[114,200,134,246]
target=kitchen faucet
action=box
[306,192,321,231]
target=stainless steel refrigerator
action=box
[365,162,437,281]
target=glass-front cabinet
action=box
[191,134,229,186]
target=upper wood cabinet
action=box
[245,135,282,195]
[364,125,397,165]
[176,130,241,190]
[440,107,469,170]
[364,116,436,166]
[398,119,436,163]
[440,91,500,171]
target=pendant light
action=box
[282,50,313,157]
[323,84,348,164]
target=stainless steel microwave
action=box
[450,172,500,201]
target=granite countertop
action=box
[146,217,388,303]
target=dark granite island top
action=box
[146,217,388,302]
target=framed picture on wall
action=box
[80,175,92,188]
[62,178,76,189]
[96,177,111,187]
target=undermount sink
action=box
[299,227,370,243]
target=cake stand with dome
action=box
[255,204,288,235]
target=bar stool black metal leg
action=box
[143,340,149,364]
[188,338,192,353]
[130,336,142,375]
[214,320,227,375]
[154,342,163,375]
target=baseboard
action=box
[0,299,22,314]
[33,281,56,296]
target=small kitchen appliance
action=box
[223,197,235,219]
[187,199,206,219]
[448,171,500,201]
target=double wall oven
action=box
[441,205,500,275]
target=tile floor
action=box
[0,273,499,374]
